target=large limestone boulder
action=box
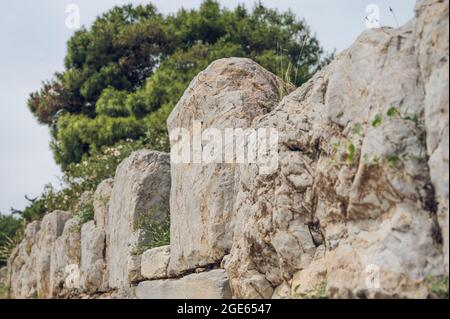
[107,150,171,288]
[50,217,81,297]
[80,221,106,293]
[167,57,293,275]
[36,211,72,298]
[225,0,448,299]
[136,269,231,299]
[415,0,449,273]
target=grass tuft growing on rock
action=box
[427,275,449,299]
[77,202,94,224]
[135,209,170,255]
[293,279,328,299]
[0,284,9,299]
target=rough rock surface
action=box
[225,0,448,298]
[36,211,72,298]
[167,57,293,275]
[127,255,144,284]
[50,217,81,297]
[75,191,94,212]
[136,269,232,299]
[141,245,170,280]
[107,150,171,288]
[271,281,291,299]
[80,221,106,293]
[290,246,327,298]
[415,0,449,273]
[94,178,114,231]
[8,221,41,298]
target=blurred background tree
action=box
[28,0,330,171]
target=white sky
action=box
[0,0,417,214]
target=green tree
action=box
[29,1,329,169]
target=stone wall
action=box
[6,0,448,299]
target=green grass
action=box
[352,122,363,135]
[77,202,94,224]
[347,144,356,164]
[403,114,419,125]
[134,209,170,255]
[294,279,328,299]
[427,275,449,299]
[386,155,401,168]
[0,283,9,299]
[371,114,383,128]
[387,106,400,118]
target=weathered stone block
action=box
[94,178,114,231]
[50,217,81,296]
[140,245,170,280]
[36,211,72,298]
[80,221,106,293]
[167,58,292,275]
[107,150,171,288]
[136,270,231,299]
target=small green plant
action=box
[283,62,293,85]
[352,122,363,135]
[135,207,170,254]
[347,144,356,164]
[427,275,449,299]
[386,155,401,168]
[0,283,9,300]
[331,138,359,167]
[373,105,420,127]
[294,279,328,299]
[77,203,94,224]
[277,60,296,100]
[364,151,427,169]
[386,106,400,118]
[371,114,383,127]
[403,114,419,125]
[278,86,288,100]
[331,141,341,149]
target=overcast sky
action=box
[0,0,417,214]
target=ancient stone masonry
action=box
[106,150,171,289]
[136,270,232,299]
[6,0,448,299]
[7,150,172,299]
[224,0,448,298]
[167,58,294,276]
